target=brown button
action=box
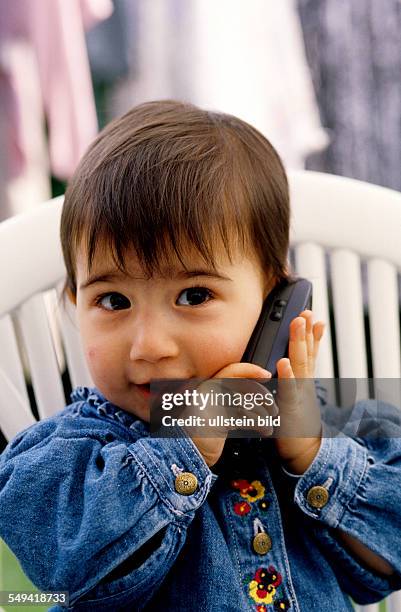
[174,472,198,495]
[252,532,272,555]
[307,485,329,509]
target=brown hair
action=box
[60,100,290,300]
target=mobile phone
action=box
[241,277,313,377]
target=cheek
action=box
[85,345,103,372]
[207,299,262,369]
[87,347,96,360]
[191,321,256,374]
[84,343,116,379]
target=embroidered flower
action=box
[241,480,265,502]
[258,499,270,512]
[233,501,252,516]
[248,566,282,605]
[248,579,275,605]
[231,478,265,502]
[256,606,267,612]
[274,598,291,610]
[258,566,282,588]
[231,478,250,491]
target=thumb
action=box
[212,362,272,400]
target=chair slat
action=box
[15,294,66,420]
[0,315,35,441]
[388,591,401,612]
[357,604,380,612]
[330,250,368,379]
[289,170,401,268]
[367,260,401,377]
[56,286,93,390]
[43,288,66,374]
[294,243,334,377]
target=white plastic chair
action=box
[0,195,93,441]
[0,171,400,611]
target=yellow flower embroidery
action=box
[240,480,265,502]
[248,580,276,604]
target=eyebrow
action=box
[79,268,233,290]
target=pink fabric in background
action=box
[0,63,25,179]
[0,0,113,180]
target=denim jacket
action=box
[1,386,401,611]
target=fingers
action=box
[215,362,271,380]
[276,357,294,379]
[214,362,272,397]
[287,310,325,378]
[312,320,325,361]
[288,316,309,377]
[276,358,299,420]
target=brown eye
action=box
[176,287,213,306]
[96,293,131,311]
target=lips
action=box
[133,384,151,401]
[136,383,150,391]
[133,376,196,397]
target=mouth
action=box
[134,383,152,398]
[133,377,195,398]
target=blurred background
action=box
[0,1,399,610]
[2,0,401,224]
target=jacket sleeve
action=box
[279,399,401,605]
[0,418,217,609]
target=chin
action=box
[119,392,151,423]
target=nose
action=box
[128,312,179,364]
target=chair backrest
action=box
[0,170,400,442]
[0,196,93,441]
[0,170,400,612]
[289,170,401,380]
[289,171,401,612]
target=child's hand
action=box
[187,363,273,468]
[274,310,325,474]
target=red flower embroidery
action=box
[233,501,251,516]
[255,566,282,588]
[231,478,265,502]
[249,566,283,605]
[231,478,250,490]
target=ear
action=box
[264,260,292,296]
[263,271,277,299]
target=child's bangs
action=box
[61,100,291,297]
[80,158,251,278]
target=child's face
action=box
[73,240,273,422]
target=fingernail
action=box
[261,368,272,378]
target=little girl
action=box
[1,100,400,611]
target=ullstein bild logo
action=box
[160,413,281,428]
